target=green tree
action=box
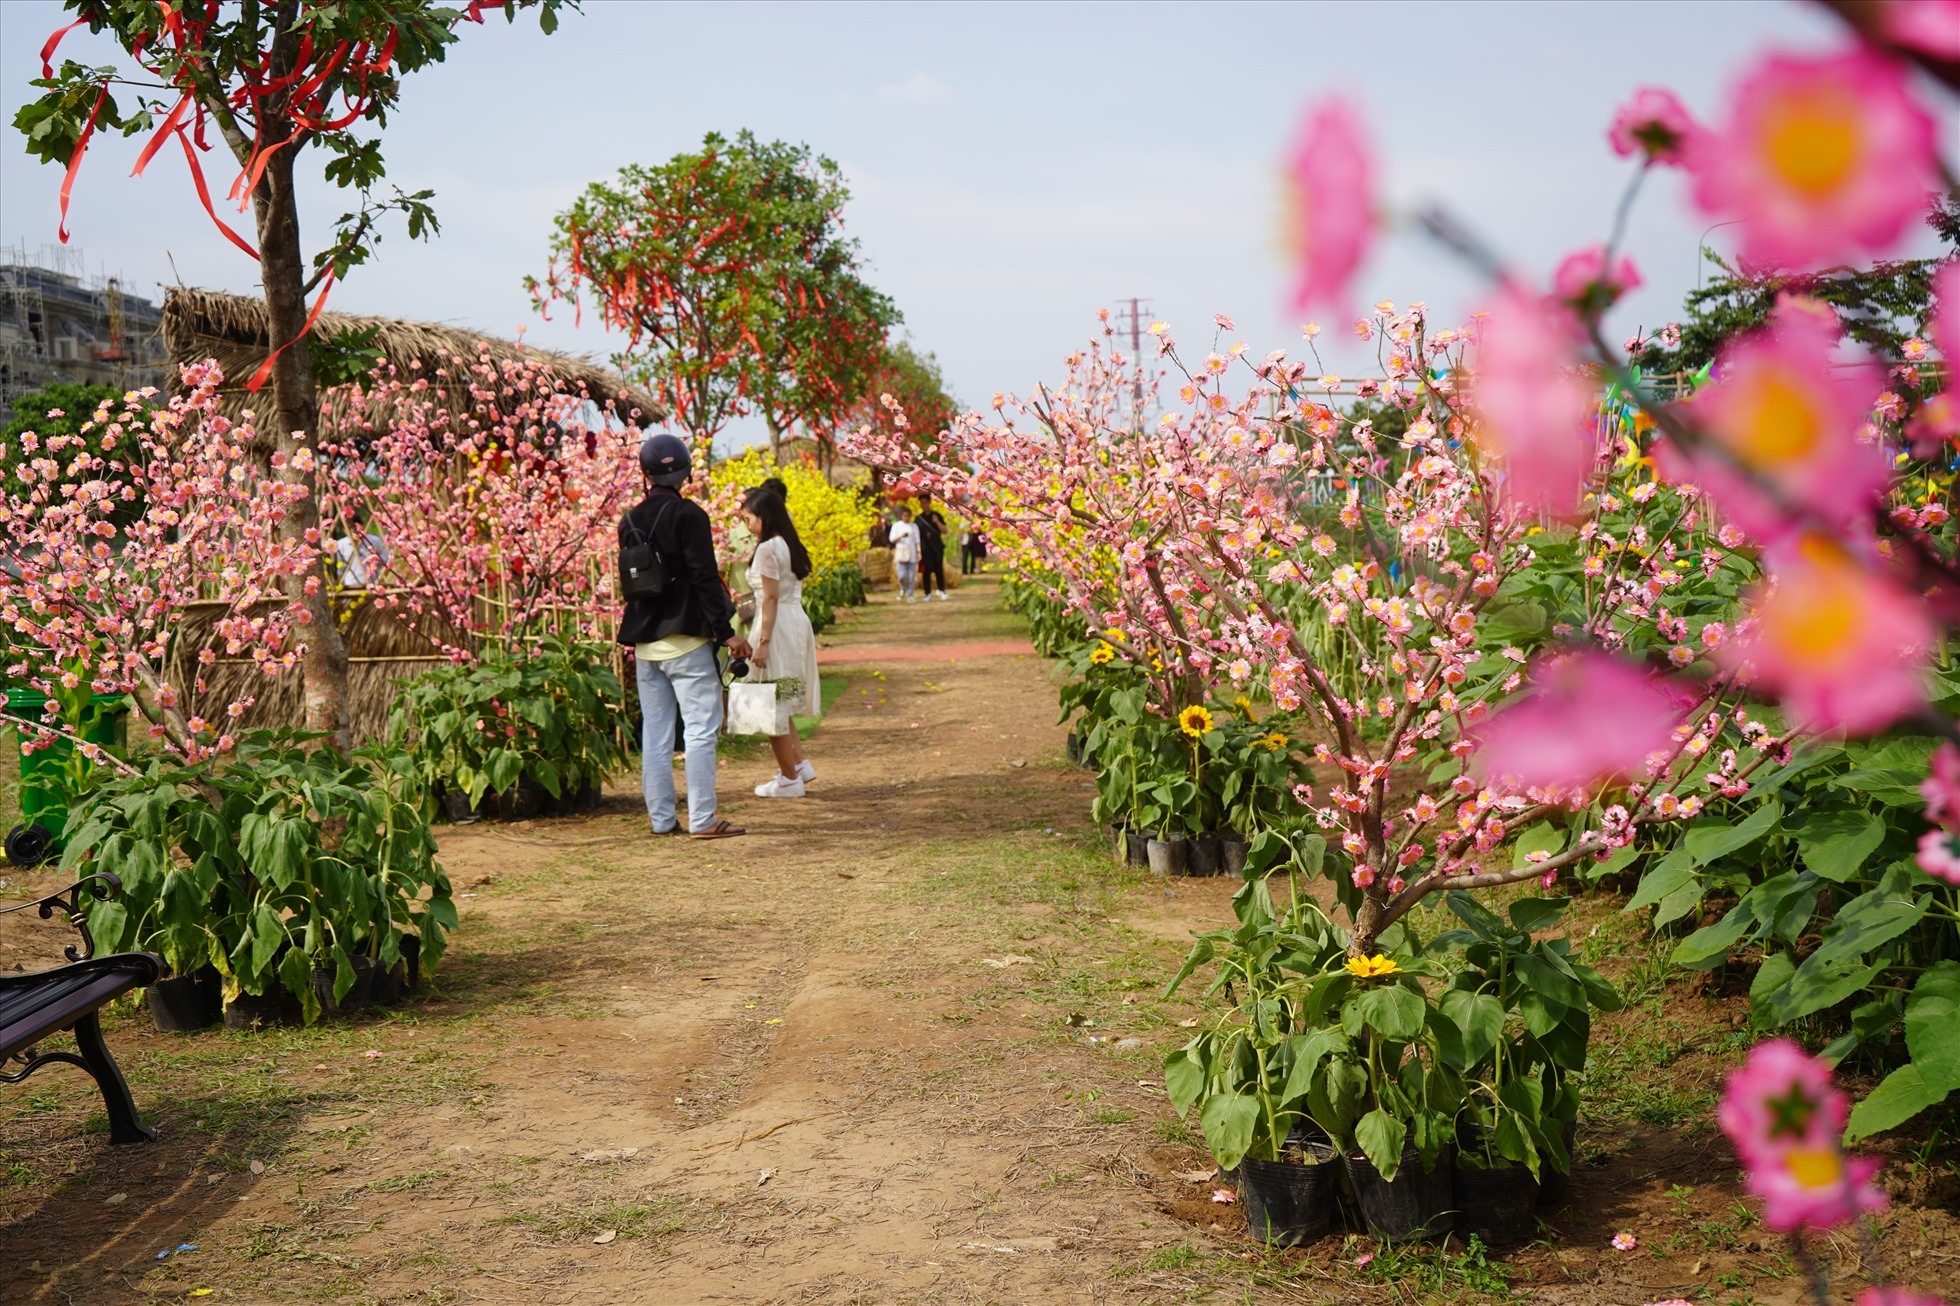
[2,381,139,518]
[530,131,900,457]
[14,0,570,744]
[837,336,958,474]
[1638,203,1955,377]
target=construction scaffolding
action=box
[0,241,169,417]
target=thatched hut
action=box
[161,286,662,431]
[161,289,657,743]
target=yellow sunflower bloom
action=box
[1343,954,1401,980]
[1090,644,1115,665]
[1259,733,1288,752]
[1177,705,1214,738]
[1233,695,1254,717]
[1103,626,1127,643]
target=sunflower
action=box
[1343,954,1401,980]
[1103,626,1127,643]
[1258,732,1288,752]
[1178,705,1215,738]
[1090,644,1115,665]
[1233,695,1254,717]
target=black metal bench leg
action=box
[70,1011,155,1145]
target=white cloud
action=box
[873,72,954,106]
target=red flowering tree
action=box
[15,0,571,744]
[529,131,900,458]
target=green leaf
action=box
[1439,989,1503,1070]
[1812,874,1930,966]
[1683,799,1782,866]
[1797,810,1887,883]
[1759,955,1882,1027]
[1355,1109,1408,1182]
[1905,962,1960,1093]
[1511,823,1564,871]
[1627,846,1694,914]
[1445,891,1507,942]
[1844,1064,1950,1143]
[1200,1092,1260,1170]
[1508,896,1570,935]
[1350,984,1426,1042]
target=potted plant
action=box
[1163,866,1350,1245]
[1437,891,1613,1226]
[63,729,456,1029]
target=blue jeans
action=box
[636,643,723,834]
[896,560,917,599]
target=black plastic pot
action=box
[1453,1160,1539,1245]
[1125,828,1150,868]
[1066,732,1083,765]
[148,965,222,1032]
[366,954,405,1006]
[312,956,376,1018]
[1239,1146,1339,1247]
[1145,834,1189,877]
[1537,1120,1579,1206]
[1188,833,1224,877]
[1345,1144,1455,1242]
[1221,835,1250,877]
[223,987,303,1031]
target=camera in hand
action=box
[728,657,750,679]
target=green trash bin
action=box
[4,688,128,867]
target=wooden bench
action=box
[1,873,162,1144]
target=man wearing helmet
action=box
[618,434,751,839]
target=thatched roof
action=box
[162,286,662,430]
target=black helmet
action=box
[638,433,691,487]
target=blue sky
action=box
[0,0,1894,449]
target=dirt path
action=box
[4,578,1955,1305]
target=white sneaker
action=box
[795,760,816,783]
[935,592,950,602]
[754,774,806,798]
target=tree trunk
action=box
[253,145,349,748]
[764,412,783,459]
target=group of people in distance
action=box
[614,436,984,842]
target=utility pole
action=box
[1114,296,1152,414]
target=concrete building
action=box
[0,242,168,416]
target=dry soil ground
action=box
[2,577,1956,1306]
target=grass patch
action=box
[506,1194,692,1241]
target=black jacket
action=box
[615,489,736,648]
[918,509,947,560]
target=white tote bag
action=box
[725,681,778,737]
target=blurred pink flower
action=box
[1933,260,1960,369]
[1884,0,1960,57]
[1917,830,1960,886]
[1858,1288,1951,1306]
[1472,652,1684,791]
[1284,97,1375,315]
[1668,313,1885,537]
[1688,47,1940,270]
[1608,87,1701,164]
[1553,246,1643,316]
[1923,742,1960,831]
[1610,1231,1638,1251]
[1470,283,1596,519]
[1718,1038,1887,1233]
[1721,532,1932,734]
[1749,1148,1889,1232]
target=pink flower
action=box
[1688,48,1941,270]
[1856,1289,1950,1306]
[1284,97,1375,315]
[1553,246,1643,317]
[1718,1039,1888,1233]
[1884,0,1960,58]
[1923,742,1960,831]
[1470,283,1596,519]
[1611,1231,1638,1251]
[1930,259,1959,378]
[1918,829,1960,886]
[1608,87,1701,164]
[1667,313,1884,537]
[1353,1252,1374,1267]
[1210,1188,1236,1204]
[1721,532,1932,735]
[1472,652,1684,791]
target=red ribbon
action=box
[175,127,259,259]
[246,267,335,392]
[57,83,109,243]
[130,94,191,176]
[41,16,87,77]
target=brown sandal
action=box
[689,819,746,840]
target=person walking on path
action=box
[889,505,921,602]
[617,434,750,840]
[740,487,820,798]
[916,496,950,602]
[960,527,987,575]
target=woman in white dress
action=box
[740,486,821,798]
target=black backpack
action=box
[619,499,676,602]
